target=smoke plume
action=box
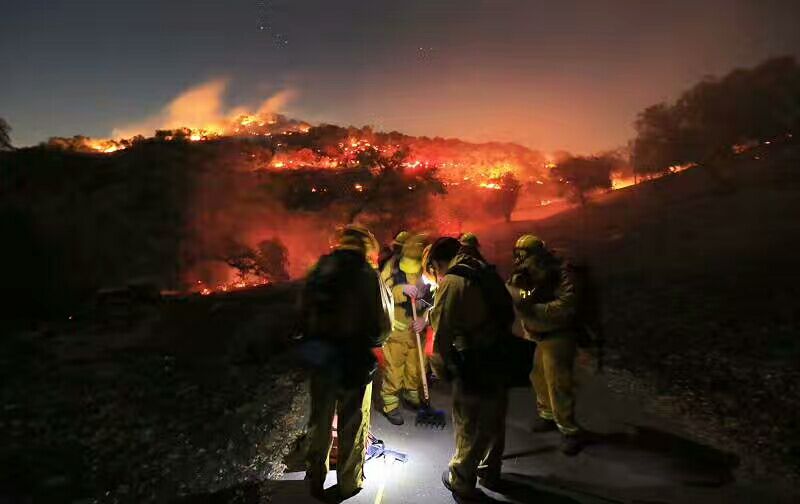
[111,79,297,139]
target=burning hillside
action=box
[40,78,550,185]
[31,118,651,300]
[17,128,541,300]
[48,116,546,186]
[12,78,665,303]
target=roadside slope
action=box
[479,144,800,480]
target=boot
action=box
[337,486,363,501]
[402,396,422,410]
[441,470,486,502]
[560,432,587,456]
[304,471,324,499]
[529,417,557,433]
[477,468,508,493]
[382,408,404,426]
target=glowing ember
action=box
[86,139,124,153]
[611,175,636,190]
[195,278,270,296]
[479,182,502,190]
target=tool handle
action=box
[411,300,430,402]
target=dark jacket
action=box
[429,253,516,388]
[300,249,393,386]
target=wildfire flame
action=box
[86,139,124,153]
[611,175,636,190]
[194,278,271,296]
[479,182,502,190]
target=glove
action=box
[402,284,420,299]
[508,285,531,309]
[508,269,533,290]
[411,317,427,334]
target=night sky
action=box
[3,0,800,153]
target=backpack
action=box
[302,251,389,346]
[566,262,605,372]
[446,257,534,388]
[446,259,515,341]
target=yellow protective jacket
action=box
[511,261,577,339]
[380,256,422,333]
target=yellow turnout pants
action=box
[380,330,423,412]
[306,373,372,495]
[531,335,579,435]
[448,378,508,493]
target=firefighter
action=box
[378,230,411,271]
[459,231,486,262]
[426,237,513,500]
[508,234,585,456]
[379,234,431,425]
[300,225,393,499]
[458,232,479,248]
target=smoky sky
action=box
[2,0,800,153]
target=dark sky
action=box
[2,0,800,153]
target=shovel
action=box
[411,300,446,428]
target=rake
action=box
[411,300,446,428]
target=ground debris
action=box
[0,290,309,503]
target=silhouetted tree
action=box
[223,244,261,282]
[256,238,289,282]
[551,155,615,206]
[632,56,800,176]
[347,147,445,237]
[485,172,522,222]
[0,117,11,150]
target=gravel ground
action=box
[0,287,309,503]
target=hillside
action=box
[2,139,799,502]
[0,127,544,322]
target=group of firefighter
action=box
[299,224,586,502]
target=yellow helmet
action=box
[514,234,544,252]
[459,232,480,249]
[392,230,411,247]
[333,224,379,255]
[513,234,545,263]
[399,234,425,274]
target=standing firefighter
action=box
[379,233,431,425]
[508,234,586,455]
[299,225,393,499]
[458,231,486,262]
[378,230,410,271]
[426,237,515,500]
